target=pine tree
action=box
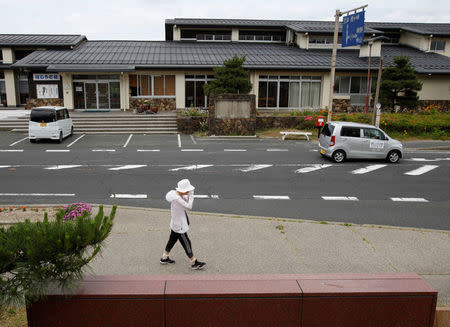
[379,56,422,110]
[203,55,252,95]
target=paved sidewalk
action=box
[86,206,450,306]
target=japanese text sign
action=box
[342,11,365,47]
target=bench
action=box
[280,131,312,141]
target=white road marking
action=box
[406,158,450,162]
[66,134,85,148]
[310,149,319,152]
[224,149,247,152]
[238,164,273,172]
[351,164,387,175]
[170,164,213,171]
[108,165,147,171]
[177,134,181,148]
[194,195,220,199]
[9,137,28,147]
[0,193,75,197]
[404,165,438,176]
[45,165,83,170]
[137,149,160,152]
[295,164,332,173]
[181,149,204,152]
[391,197,429,202]
[0,149,24,152]
[123,134,133,148]
[92,149,116,152]
[0,165,11,168]
[253,195,290,200]
[110,194,147,199]
[190,135,197,145]
[267,149,288,152]
[322,196,359,201]
[46,149,70,152]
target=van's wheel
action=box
[58,132,63,143]
[386,150,400,163]
[70,126,74,137]
[332,150,346,163]
[29,139,36,143]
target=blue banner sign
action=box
[33,73,60,81]
[342,11,365,47]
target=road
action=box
[0,132,449,230]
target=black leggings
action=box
[165,230,193,258]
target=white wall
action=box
[418,75,450,100]
[295,33,308,49]
[60,72,74,109]
[399,31,429,51]
[120,73,130,110]
[175,72,185,108]
[232,28,239,42]
[4,70,17,106]
[1,48,14,63]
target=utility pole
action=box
[372,56,383,126]
[364,41,373,113]
[328,4,368,122]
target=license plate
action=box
[40,123,47,127]
[320,149,325,155]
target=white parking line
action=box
[295,164,332,174]
[224,149,247,152]
[406,158,450,162]
[190,135,197,145]
[108,165,147,171]
[253,195,290,200]
[92,149,116,152]
[46,150,70,152]
[238,164,273,172]
[0,165,11,168]
[110,194,148,199]
[194,195,220,199]
[181,149,204,152]
[404,165,438,176]
[391,197,429,202]
[45,165,83,170]
[322,196,359,201]
[9,137,28,147]
[177,134,181,148]
[0,150,24,152]
[170,164,213,171]
[267,149,288,152]
[66,134,85,148]
[123,134,133,148]
[137,149,160,152]
[351,164,387,175]
[0,193,75,197]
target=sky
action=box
[1,0,449,40]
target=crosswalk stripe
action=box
[391,198,429,202]
[194,195,220,199]
[0,165,12,168]
[238,164,273,172]
[110,194,147,199]
[351,164,387,174]
[45,165,83,170]
[322,196,359,201]
[404,165,438,176]
[253,195,290,200]
[0,193,75,196]
[46,150,70,152]
[267,149,288,152]
[295,164,332,173]
[170,164,213,171]
[108,165,147,171]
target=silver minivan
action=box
[29,106,73,143]
[319,121,403,163]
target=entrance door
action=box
[85,83,98,109]
[97,83,110,109]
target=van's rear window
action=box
[321,123,334,137]
[30,110,56,123]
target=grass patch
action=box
[0,307,27,327]
[320,221,329,224]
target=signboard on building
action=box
[36,84,59,99]
[342,11,365,47]
[33,73,60,81]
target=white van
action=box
[29,106,73,143]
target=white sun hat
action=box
[176,179,195,193]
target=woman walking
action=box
[160,179,206,270]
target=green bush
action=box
[181,108,208,117]
[0,205,116,307]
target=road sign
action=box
[342,11,365,47]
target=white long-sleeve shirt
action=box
[165,190,194,233]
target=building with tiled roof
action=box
[1,18,449,111]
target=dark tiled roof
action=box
[11,41,450,74]
[367,22,450,36]
[285,21,380,34]
[0,34,86,48]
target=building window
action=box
[129,75,176,97]
[309,35,343,47]
[0,71,6,106]
[185,75,214,108]
[180,29,231,41]
[430,40,445,52]
[18,73,29,105]
[197,34,231,41]
[239,30,285,42]
[258,76,321,109]
[334,76,377,105]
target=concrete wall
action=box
[399,31,429,51]
[232,28,239,42]
[60,73,74,109]
[359,41,382,57]
[4,70,17,106]
[295,33,309,49]
[322,72,331,109]
[175,72,185,109]
[418,74,450,100]
[173,26,181,41]
[1,48,14,63]
[120,73,129,110]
